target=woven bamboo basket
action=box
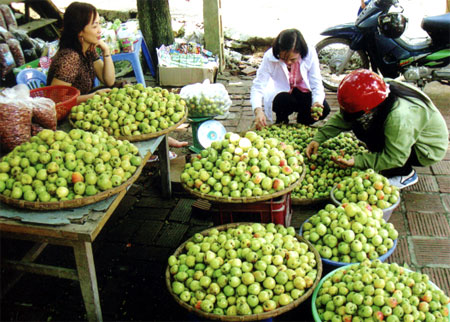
[182,167,305,204]
[0,155,145,211]
[70,107,187,142]
[166,222,323,321]
[291,196,330,206]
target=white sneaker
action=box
[388,169,418,189]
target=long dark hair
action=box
[59,2,97,54]
[272,29,308,59]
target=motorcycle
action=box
[315,0,450,91]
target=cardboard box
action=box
[158,65,218,86]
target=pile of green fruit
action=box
[302,202,399,263]
[180,131,305,198]
[168,223,320,316]
[332,169,400,210]
[0,129,142,202]
[255,125,367,200]
[69,84,186,138]
[315,260,450,322]
[180,82,231,118]
[183,92,231,118]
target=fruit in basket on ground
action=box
[69,85,186,137]
[255,125,367,200]
[180,132,304,197]
[168,223,319,316]
[315,260,450,322]
[0,129,142,202]
[333,169,400,209]
[302,202,398,263]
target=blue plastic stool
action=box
[16,68,47,89]
[94,33,156,88]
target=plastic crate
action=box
[210,192,293,227]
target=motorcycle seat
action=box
[421,13,450,44]
[397,36,432,51]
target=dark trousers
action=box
[272,88,331,125]
[380,147,421,177]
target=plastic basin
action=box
[311,265,450,322]
[330,186,401,222]
[299,218,398,269]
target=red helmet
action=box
[337,69,390,114]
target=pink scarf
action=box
[289,60,309,93]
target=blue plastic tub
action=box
[299,218,398,269]
[330,186,401,222]
[311,265,450,322]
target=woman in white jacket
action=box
[251,29,330,129]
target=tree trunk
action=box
[137,0,174,71]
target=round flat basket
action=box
[182,168,305,204]
[0,157,145,211]
[69,107,187,142]
[311,265,450,322]
[166,222,323,322]
[30,85,80,121]
[299,218,398,269]
[330,186,401,222]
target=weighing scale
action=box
[189,118,226,153]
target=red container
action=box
[210,192,292,227]
[30,85,80,121]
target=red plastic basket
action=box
[30,85,80,121]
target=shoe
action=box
[388,169,418,189]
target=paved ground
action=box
[1,69,449,321]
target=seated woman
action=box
[47,2,114,103]
[48,2,188,150]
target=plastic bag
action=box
[6,38,25,67]
[0,26,14,41]
[30,97,57,130]
[116,20,139,53]
[0,42,16,78]
[0,5,17,31]
[0,85,32,151]
[10,28,34,50]
[180,79,231,118]
[101,28,120,55]
[0,11,6,30]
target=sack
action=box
[180,79,231,118]
[0,42,15,78]
[30,97,57,130]
[0,11,6,30]
[0,5,17,31]
[6,37,25,67]
[0,85,32,151]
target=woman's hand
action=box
[311,102,324,121]
[306,140,319,158]
[254,108,267,130]
[331,155,355,168]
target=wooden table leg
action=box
[158,134,172,198]
[73,241,103,322]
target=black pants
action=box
[380,147,421,177]
[272,88,330,125]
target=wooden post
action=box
[203,0,225,72]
